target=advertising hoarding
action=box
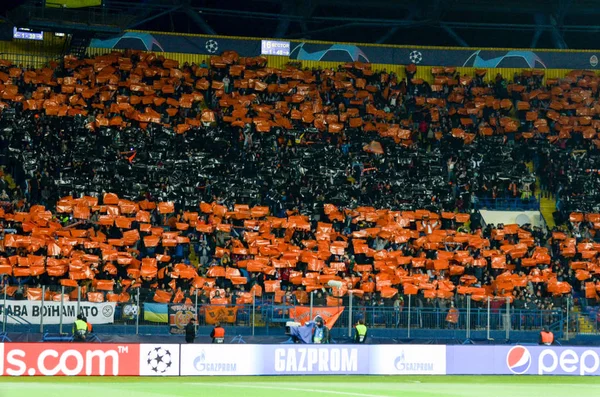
[180,345,261,376]
[0,343,140,376]
[139,344,180,376]
[370,345,446,375]
[1,343,599,377]
[447,345,600,376]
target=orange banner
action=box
[288,306,344,329]
[204,306,238,324]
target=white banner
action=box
[139,344,180,376]
[0,301,116,325]
[369,345,446,375]
[180,345,261,376]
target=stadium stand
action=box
[0,50,599,332]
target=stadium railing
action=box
[0,53,58,69]
[0,286,586,338]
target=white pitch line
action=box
[181,382,395,397]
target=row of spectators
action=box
[0,196,591,314]
[0,52,545,216]
[0,51,599,314]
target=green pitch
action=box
[1,375,599,397]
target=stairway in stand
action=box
[529,162,556,228]
[573,305,596,333]
[540,195,556,228]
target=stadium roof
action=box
[3,0,600,49]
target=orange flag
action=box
[204,306,238,324]
[288,306,345,329]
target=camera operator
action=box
[312,315,330,344]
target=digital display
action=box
[13,27,44,41]
[261,40,290,56]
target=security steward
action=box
[354,319,368,343]
[210,321,225,343]
[185,318,196,344]
[73,315,88,342]
[539,326,554,346]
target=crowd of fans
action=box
[0,50,598,327]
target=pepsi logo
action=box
[506,346,532,374]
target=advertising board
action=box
[0,343,140,376]
[267,345,369,375]
[180,345,421,375]
[370,345,446,375]
[180,345,261,376]
[447,345,600,376]
[1,343,599,377]
[138,344,180,376]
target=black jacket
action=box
[185,322,196,340]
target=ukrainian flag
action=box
[46,0,102,8]
[143,303,168,323]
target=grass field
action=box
[1,376,599,397]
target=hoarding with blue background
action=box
[90,31,600,70]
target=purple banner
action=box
[448,345,600,376]
[263,345,371,375]
[179,344,373,376]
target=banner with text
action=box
[447,345,600,376]
[0,343,180,377]
[0,343,140,376]
[169,304,197,335]
[180,344,371,376]
[370,345,446,375]
[0,301,116,325]
[204,306,237,325]
[3,344,600,377]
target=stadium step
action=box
[65,34,92,59]
[539,196,556,228]
[572,303,598,333]
[532,170,556,228]
[578,316,595,333]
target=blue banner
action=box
[90,31,600,70]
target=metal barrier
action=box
[0,286,584,338]
[572,308,600,335]
[0,53,59,69]
[268,297,566,340]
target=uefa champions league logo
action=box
[146,347,173,374]
[205,40,219,54]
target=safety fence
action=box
[1,343,600,376]
[0,285,588,338]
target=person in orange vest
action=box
[83,316,93,334]
[210,322,225,343]
[446,303,459,328]
[539,326,554,345]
